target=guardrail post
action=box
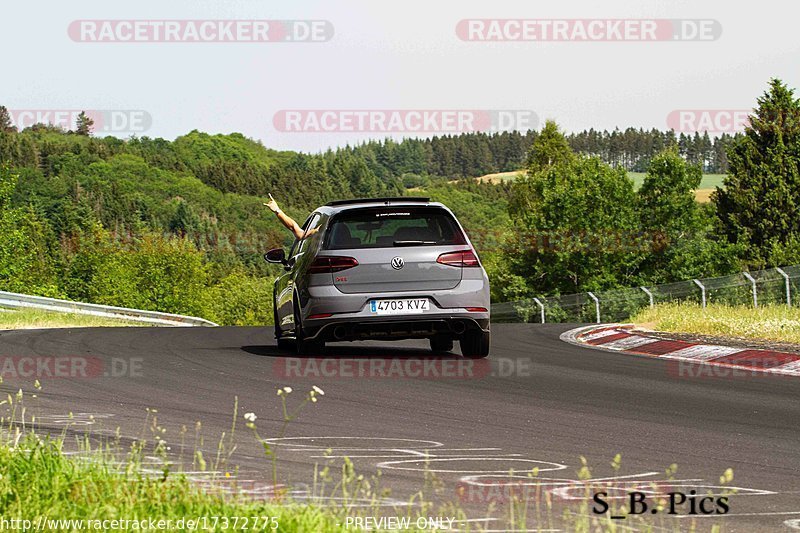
[692,279,706,308]
[533,297,545,324]
[587,292,600,323]
[776,267,791,307]
[641,287,654,308]
[743,272,758,308]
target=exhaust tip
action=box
[451,321,467,335]
[333,325,347,340]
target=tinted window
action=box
[290,213,322,257]
[324,207,466,250]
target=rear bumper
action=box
[305,315,490,342]
[303,279,489,314]
[299,278,490,342]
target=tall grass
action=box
[0,385,726,532]
[633,302,800,343]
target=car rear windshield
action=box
[323,207,467,250]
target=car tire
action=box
[429,336,454,353]
[274,295,294,351]
[460,330,490,358]
[294,296,324,356]
[277,337,295,351]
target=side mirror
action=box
[264,248,287,265]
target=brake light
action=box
[310,256,359,273]
[436,250,480,267]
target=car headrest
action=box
[394,226,437,242]
[331,224,361,248]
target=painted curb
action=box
[561,324,800,378]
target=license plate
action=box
[370,298,429,315]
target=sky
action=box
[3,0,799,153]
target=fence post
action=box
[743,272,758,308]
[776,267,791,307]
[641,287,654,308]
[533,297,545,324]
[692,279,706,308]
[587,292,600,323]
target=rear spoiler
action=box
[325,197,430,207]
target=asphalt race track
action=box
[1,324,799,532]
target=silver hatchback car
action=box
[265,197,490,357]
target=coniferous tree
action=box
[75,111,94,136]
[714,78,800,266]
[0,106,15,133]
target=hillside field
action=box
[474,170,726,202]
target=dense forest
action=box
[0,79,795,323]
[342,128,737,184]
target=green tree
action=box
[169,198,199,235]
[637,150,740,282]
[0,165,62,296]
[0,106,15,133]
[75,111,95,136]
[714,78,800,266]
[525,120,575,173]
[508,125,640,294]
[638,149,702,233]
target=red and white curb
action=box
[561,324,800,377]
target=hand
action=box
[264,193,280,213]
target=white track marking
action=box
[601,336,659,350]
[777,360,800,374]
[34,413,114,426]
[377,457,568,474]
[266,436,443,450]
[580,328,620,341]
[661,344,744,360]
[675,511,800,518]
[457,530,559,532]
[459,472,663,487]
[435,448,504,451]
[315,450,523,459]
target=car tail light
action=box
[437,250,480,267]
[465,307,488,312]
[310,256,359,273]
[308,313,333,319]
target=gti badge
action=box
[390,256,404,270]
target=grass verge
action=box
[0,435,346,532]
[632,302,800,344]
[0,308,150,329]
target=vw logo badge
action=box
[391,256,404,270]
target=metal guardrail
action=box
[0,291,218,327]
[492,264,800,324]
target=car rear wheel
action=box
[297,335,324,355]
[294,297,324,356]
[274,295,294,351]
[277,337,295,351]
[429,336,454,353]
[460,330,490,358]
